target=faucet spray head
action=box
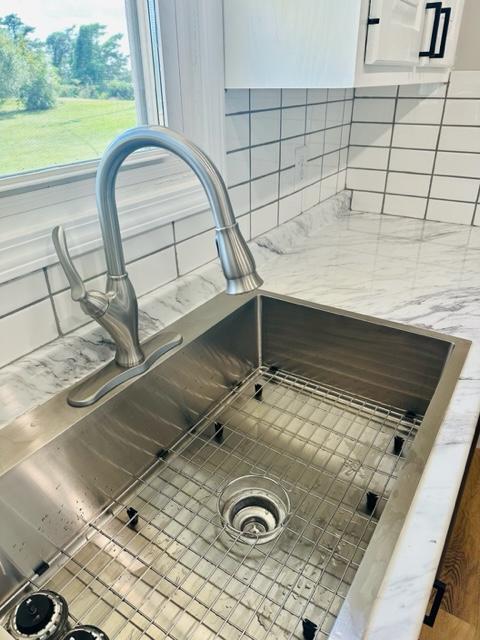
[215,223,263,294]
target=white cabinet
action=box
[224,0,465,88]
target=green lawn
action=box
[0,98,137,175]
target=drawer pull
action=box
[423,578,446,627]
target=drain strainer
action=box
[218,475,290,545]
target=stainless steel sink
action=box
[0,292,469,639]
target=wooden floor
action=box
[419,449,480,640]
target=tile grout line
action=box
[44,266,63,337]
[424,79,450,221]
[380,85,400,216]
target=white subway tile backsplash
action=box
[426,199,475,225]
[281,136,306,168]
[302,182,320,210]
[395,98,443,124]
[0,271,49,317]
[384,194,427,219]
[229,183,250,216]
[448,72,480,98]
[350,122,392,147]
[306,157,323,184]
[351,190,383,213]
[250,89,281,111]
[386,172,430,197]
[326,101,345,128]
[279,167,296,197]
[435,152,480,178]
[225,114,250,151]
[348,146,389,170]
[324,127,343,154]
[251,110,281,145]
[438,126,480,153]
[251,202,278,237]
[322,151,340,177]
[341,124,351,147]
[128,247,177,297]
[474,207,480,226]
[124,225,174,262]
[306,103,327,133]
[355,86,397,98]
[392,124,439,150]
[279,192,302,223]
[305,131,324,160]
[251,143,280,179]
[398,83,446,98]
[226,149,250,186]
[327,88,345,101]
[282,89,307,107]
[343,101,353,124]
[225,89,249,114]
[0,299,58,366]
[346,168,386,192]
[307,89,328,104]
[353,98,395,123]
[175,210,213,242]
[251,173,279,209]
[320,174,339,201]
[345,71,480,228]
[389,148,434,174]
[443,100,480,126]
[176,228,217,275]
[281,106,307,138]
[430,176,480,202]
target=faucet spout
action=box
[96,125,262,293]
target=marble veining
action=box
[1,189,480,639]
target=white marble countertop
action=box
[1,191,479,639]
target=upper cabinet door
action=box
[365,0,426,66]
[418,0,464,67]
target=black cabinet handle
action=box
[420,2,451,59]
[423,578,446,627]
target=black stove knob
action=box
[10,591,69,640]
[62,626,109,640]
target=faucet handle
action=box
[52,225,87,302]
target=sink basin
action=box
[0,292,469,639]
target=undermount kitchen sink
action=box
[0,291,469,639]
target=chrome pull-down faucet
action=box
[52,125,262,405]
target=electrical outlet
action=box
[294,145,308,187]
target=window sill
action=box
[0,167,209,284]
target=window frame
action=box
[0,0,226,283]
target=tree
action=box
[0,14,34,41]
[46,28,74,82]
[0,29,26,103]
[19,47,57,110]
[72,23,105,86]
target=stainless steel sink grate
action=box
[26,366,422,640]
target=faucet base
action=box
[68,332,183,407]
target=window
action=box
[0,0,226,283]
[0,0,167,177]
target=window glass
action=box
[0,0,140,176]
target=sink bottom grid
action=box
[25,366,422,640]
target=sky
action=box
[0,0,130,53]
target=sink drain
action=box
[218,475,290,545]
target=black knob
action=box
[16,594,55,635]
[62,626,109,640]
